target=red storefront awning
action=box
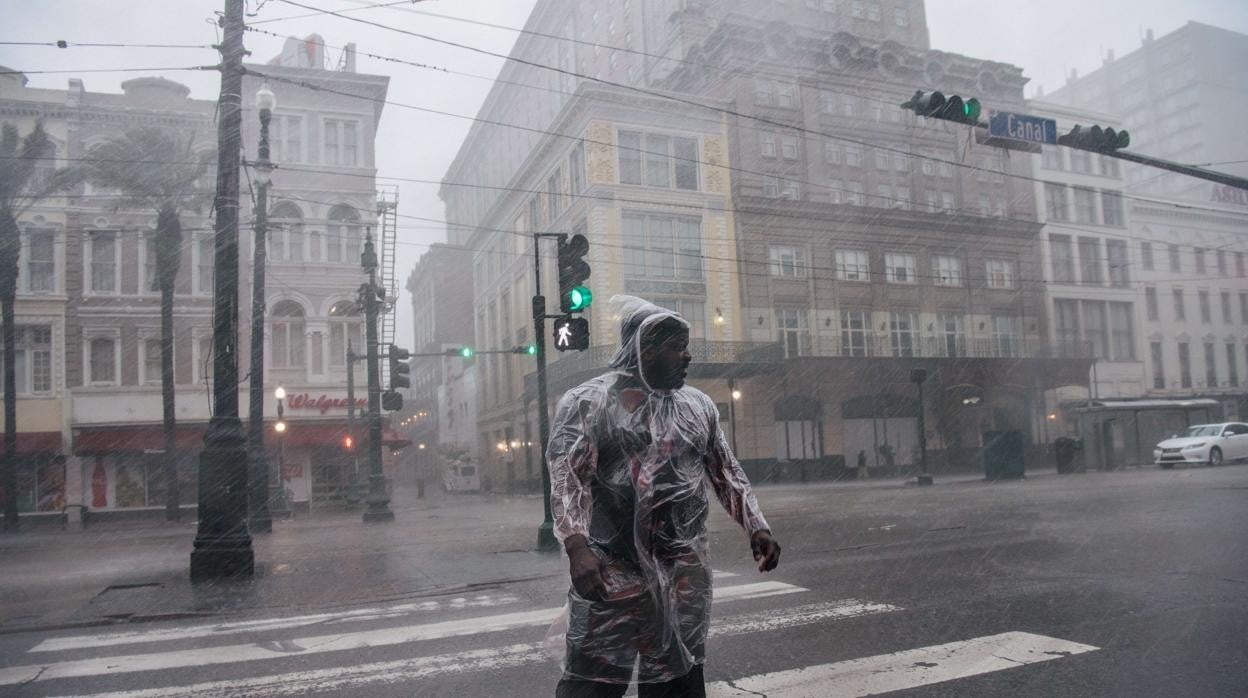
[12,431,61,455]
[75,420,409,454]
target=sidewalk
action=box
[0,468,1061,634]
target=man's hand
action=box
[564,535,608,601]
[751,530,781,573]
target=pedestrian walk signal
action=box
[553,316,589,352]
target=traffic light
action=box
[901,90,981,125]
[446,346,474,358]
[344,435,354,450]
[557,233,592,313]
[553,316,590,351]
[512,345,538,356]
[1056,124,1130,153]
[388,346,411,391]
[382,390,403,412]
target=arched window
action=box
[271,300,306,368]
[327,299,362,369]
[327,204,359,264]
[269,201,303,263]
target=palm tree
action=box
[1,121,77,532]
[82,127,211,522]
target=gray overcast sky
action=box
[3,0,1247,346]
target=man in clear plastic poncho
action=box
[548,296,781,697]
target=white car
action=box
[1154,422,1248,468]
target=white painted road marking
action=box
[707,631,1100,697]
[30,593,523,653]
[45,599,901,698]
[4,581,810,688]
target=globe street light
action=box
[247,82,277,533]
[270,385,290,518]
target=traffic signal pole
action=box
[533,232,558,553]
[1102,150,1248,192]
[360,233,394,524]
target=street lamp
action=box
[271,385,290,518]
[247,82,277,534]
[728,380,741,456]
[360,231,395,524]
[911,368,932,487]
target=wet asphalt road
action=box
[1,463,1245,696]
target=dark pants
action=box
[555,665,705,698]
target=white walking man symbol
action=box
[557,323,573,348]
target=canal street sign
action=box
[989,111,1057,146]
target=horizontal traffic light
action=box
[1056,124,1130,153]
[512,345,538,355]
[901,90,981,125]
[446,346,474,358]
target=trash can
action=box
[983,430,1025,480]
[1054,437,1081,474]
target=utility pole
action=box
[533,232,557,552]
[360,231,394,524]
[346,339,359,483]
[191,0,254,580]
[247,83,276,535]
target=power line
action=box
[0,40,214,49]
[0,66,210,75]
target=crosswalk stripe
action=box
[45,599,901,698]
[3,581,809,688]
[706,631,1100,697]
[30,594,523,654]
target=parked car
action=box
[1154,423,1248,468]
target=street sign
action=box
[553,316,589,351]
[989,111,1057,146]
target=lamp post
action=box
[247,82,276,534]
[272,386,291,518]
[729,380,741,456]
[359,231,394,524]
[912,368,932,486]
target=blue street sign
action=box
[989,111,1057,145]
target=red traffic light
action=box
[344,436,354,450]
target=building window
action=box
[271,114,303,163]
[1216,250,1227,277]
[1073,187,1096,224]
[777,82,798,108]
[619,131,642,184]
[618,130,698,190]
[1141,241,1154,271]
[88,231,117,294]
[1070,149,1092,174]
[268,201,305,263]
[889,311,919,357]
[845,144,862,167]
[142,236,160,294]
[322,118,359,167]
[1145,287,1159,321]
[991,316,1020,358]
[932,254,962,286]
[848,182,865,206]
[1078,237,1103,285]
[142,337,162,386]
[780,134,799,160]
[1083,301,1107,359]
[568,141,585,195]
[327,204,359,265]
[547,170,562,221]
[1055,299,1080,357]
[0,326,53,395]
[1044,183,1068,222]
[1236,251,1244,278]
[88,336,117,386]
[754,79,775,105]
[1194,247,1206,275]
[622,213,702,280]
[851,1,864,18]
[1101,191,1124,226]
[1204,342,1217,388]
[821,91,836,113]
[1106,239,1130,287]
[1168,244,1181,272]
[780,179,800,200]
[842,95,857,118]
[775,307,809,358]
[1241,292,1248,323]
[22,228,55,293]
[824,141,841,165]
[1229,344,1240,388]
[769,245,806,278]
[763,176,779,197]
[652,298,708,340]
[875,150,889,171]
[941,191,955,211]
[938,313,966,357]
[986,259,1015,289]
[327,300,363,370]
[884,253,916,284]
[866,3,881,21]
[836,249,869,281]
[760,132,776,158]
[1109,302,1135,360]
[190,236,215,297]
[1178,342,1192,388]
[1199,290,1211,323]
[840,310,869,357]
[1221,291,1232,324]
[1173,288,1186,321]
[894,7,908,25]
[1050,234,1075,283]
[1151,342,1165,390]
[270,300,306,369]
[1042,147,1061,171]
[775,418,820,461]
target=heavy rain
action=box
[1,0,1247,695]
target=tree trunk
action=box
[156,205,182,522]
[1,211,20,532]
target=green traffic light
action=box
[568,286,592,312]
[526,345,537,355]
[460,347,474,358]
[963,98,981,122]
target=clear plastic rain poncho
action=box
[546,295,770,684]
